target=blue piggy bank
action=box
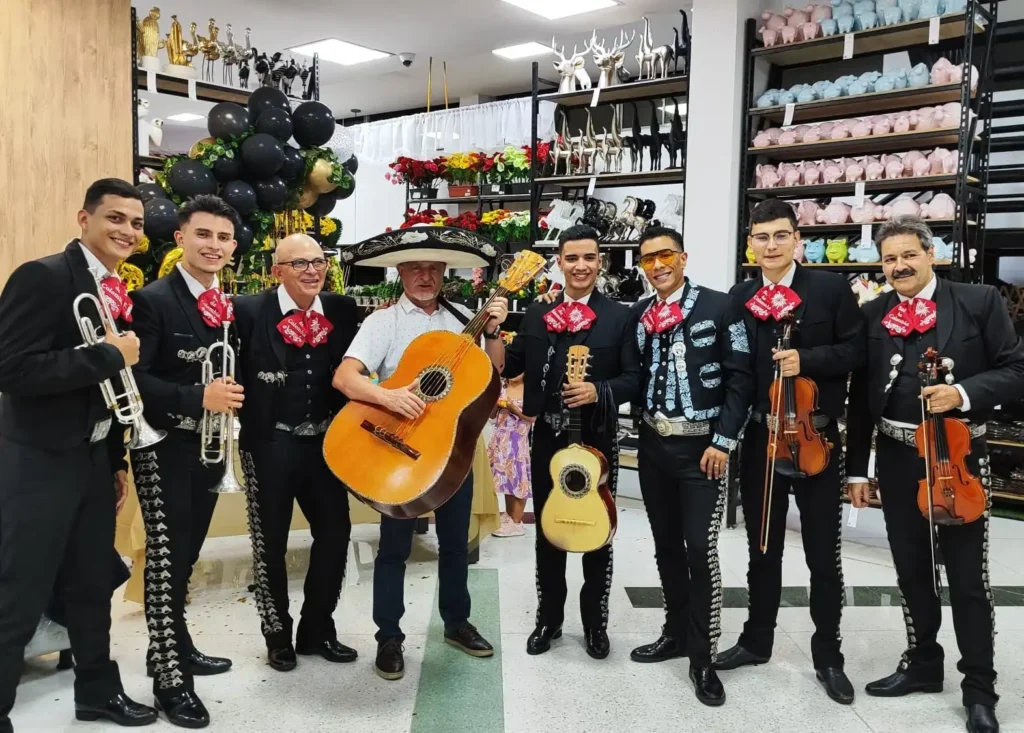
[849,79,871,95]
[918,0,943,18]
[848,240,880,263]
[804,239,827,263]
[798,87,819,103]
[831,0,855,17]
[838,13,856,32]
[778,90,796,105]
[813,79,833,96]
[881,5,903,24]
[823,82,844,98]
[853,0,876,15]
[820,17,839,35]
[899,0,921,20]
[908,62,930,87]
[945,0,966,10]
[875,74,896,92]
[892,67,909,89]
[932,237,952,260]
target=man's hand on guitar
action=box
[484,296,509,332]
[772,348,801,377]
[381,379,426,420]
[700,447,728,480]
[848,481,872,508]
[562,381,597,408]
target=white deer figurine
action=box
[591,29,636,89]
[551,36,592,93]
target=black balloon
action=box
[255,108,293,142]
[208,102,251,139]
[220,180,258,218]
[342,153,359,174]
[279,146,305,182]
[306,187,338,217]
[240,133,285,178]
[254,176,288,211]
[143,198,179,243]
[248,86,291,119]
[335,174,356,201]
[230,221,254,266]
[166,159,218,198]
[137,183,168,203]
[211,155,241,183]
[292,101,336,147]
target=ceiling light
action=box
[167,113,205,122]
[493,42,555,60]
[289,38,391,66]
[500,0,619,21]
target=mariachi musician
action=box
[128,195,242,728]
[0,178,157,730]
[628,227,754,706]
[333,228,507,682]
[716,198,864,705]
[503,224,641,660]
[233,233,360,672]
[847,216,1024,733]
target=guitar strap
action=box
[437,295,471,327]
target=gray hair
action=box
[874,214,934,251]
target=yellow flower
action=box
[137,235,150,255]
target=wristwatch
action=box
[483,326,501,340]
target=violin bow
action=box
[919,367,941,598]
[760,326,786,554]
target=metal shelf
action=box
[539,74,689,107]
[751,83,971,124]
[534,168,684,189]
[135,68,306,106]
[794,219,970,235]
[749,130,974,162]
[741,262,954,272]
[747,174,976,199]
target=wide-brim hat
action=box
[339,226,499,269]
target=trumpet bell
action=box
[128,418,167,449]
[210,466,245,494]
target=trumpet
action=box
[200,320,245,493]
[73,276,166,450]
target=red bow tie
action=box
[642,300,685,334]
[746,284,802,321]
[100,276,132,323]
[278,311,333,348]
[544,301,597,333]
[196,289,234,328]
[882,297,936,337]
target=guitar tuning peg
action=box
[941,357,954,370]
[944,374,954,385]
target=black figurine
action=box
[238,58,250,89]
[281,59,299,96]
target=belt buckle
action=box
[653,413,672,437]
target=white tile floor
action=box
[12,495,1024,732]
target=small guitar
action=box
[540,345,617,553]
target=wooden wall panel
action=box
[0,0,133,287]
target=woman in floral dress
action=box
[487,374,534,537]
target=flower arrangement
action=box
[494,145,531,184]
[443,152,485,185]
[386,156,445,188]
[480,209,529,243]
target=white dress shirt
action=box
[277,285,324,316]
[79,241,116,281]
[344,294,474,382]
[176,262,219,300]
[656,282,685,305]
[563,291,593,306]
[763,261,797,288]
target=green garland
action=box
[301,148,352,189]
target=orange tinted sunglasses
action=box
[638,248,682,270]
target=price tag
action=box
[146,71,156,93]
[587,176,597,196]
[861,224,873,246]
[187,79,198,101]
[847,506,860,528]
[590,87,601,108]
[854,181,866,207]
[929,16,940,44]
[843,32,855,59]
[625,250,633,269]
[783,102,796,127]
[880,592,891,606]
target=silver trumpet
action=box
[200,321,245,493]
[73,277,166,450]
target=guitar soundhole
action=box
[559,465,591,498]
[415,366,453,402]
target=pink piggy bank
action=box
[753,131,773,148]
[913,157,931,177]
[942,149,959,174]
[937,102,961,128]
[756,164,781,188]
[883,198,921,220]
[818,121,836,137]
[802,125,822,143]
[912,107,937,131]
[785,6,811,26]
[782,165,801,187]
[928,148,950,175]
[831,121,852,140]
[817,201,852,225]
[823,161,844,183]
[893,114,911,133]
[807,3,832,22]
[801,21,820,40]
[865,157,885,180]
[797,200,822,226]
[872,116,892,136]
[851,199,880,223]
[885,159,904,179]
[921,193,956,219]
[931,57,953,85]
[803,165,822,185]
[781,26,798,43]
[851,119,872,138]
[761,28,779,46]
[779,129,798,145]
[762,11,788,30]
[845,162,865,181]
[902,150,925,175]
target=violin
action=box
[915,347,986,527]
[759,315,831,552]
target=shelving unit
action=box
[735,3,998,284]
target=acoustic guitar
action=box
[323,250,547,519]
[540,345,617,553]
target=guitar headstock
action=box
[566,345,591,385]
[499,250,548,293]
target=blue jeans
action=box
[372,473,473,642]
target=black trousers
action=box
[638,426,728,666]
[875,432,997,706]
[531,420,617,631]
[738,420,845,669]
[129,433,220,696]
[373,473,473,643]
[0,437,122,718]
[239,433,351,650]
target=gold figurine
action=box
[136,7,162,59]
[162,15,199,78]
[196,19,221,82]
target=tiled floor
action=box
[13,495,1024,732]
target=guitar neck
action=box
[568,406,582,445]
[461,286,511,339]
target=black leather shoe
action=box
[714,644,769,671]
[147,650,232,678]
[585,628,610,660]
[966,703,999,733]
[75,692,158,726]
[630,635,686,663]
[526,624,562,656]
[0,715,10,733]
[444,622,494,658]
[268,645,297,672]
[864,667,943,697]
[154,692,209,729]
[689,665,726,707]
[374,638,405,680]
[296,639,358,663]
[816,667,855,705]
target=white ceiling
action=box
[142,0,691,118]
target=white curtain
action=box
[351,98,558,163]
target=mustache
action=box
[892,268,916,279]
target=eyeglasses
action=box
[750,231,795,246]
[638,248,682,270]
[278,258,328,272]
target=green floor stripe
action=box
[411,568,504,733]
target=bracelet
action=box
[483,327,500,340]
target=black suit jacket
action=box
[128,267,227,434]
[631,280,755,449]
[233,287,359,444]
[503,290,642,420]
[729,264,865,420]
[0,240,128,473]
[847,278,1024,477]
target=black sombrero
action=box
[339,226,499,269]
